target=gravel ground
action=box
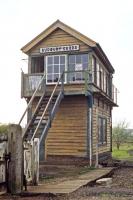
[111,167,133,189]
[0,167,133,200]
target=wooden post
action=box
[32,138,39,185]
[8,124,23,194]
[95,109,99,168]
[84,71,88,96]
[21,71,24,98]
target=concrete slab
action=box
[27,167,114,194]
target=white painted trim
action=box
[46,54,67,85]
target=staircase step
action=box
[23,88,62,141]
[34,118,48,122]
[36,111,49,115]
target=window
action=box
[98,117,107,144]
[31,56,44,73]
[46,55,66,84]
[96,62,100,87]
[99,67,104,90]
[92,56,97,84]
[103,71,107,93]
[68,54,88,82]
[108,74,112,98]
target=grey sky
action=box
[0,0,133,127]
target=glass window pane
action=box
[69,55,75,64]
[103,119,106,142]
[48,57,53,65]
[53,74,59,82]
[47,65,53,73]
[54,65,59,73]
[68,72,75,82]
[60,64,65,73]
[98,118,102,143]
[47,74,52,82]
[54,56,59,64]
[76,72,82,80]
[82,63,88,70]
[60,56,65,64]
[69,63,75,71]
[76,55,81,63]
[82,54,88,63]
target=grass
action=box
[112,143,133,160]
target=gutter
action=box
[88,92,93,167]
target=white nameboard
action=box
[40,45,79,53]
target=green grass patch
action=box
[112,143,133,160]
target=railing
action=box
[21,71,118,104]
[19,72,46,126]
[31,72,64,141]
[21,72,46,97]
[0,135,8,185]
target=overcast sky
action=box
[0,0,133,127]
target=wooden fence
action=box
[0,135,8,186]
[0,125,39,194]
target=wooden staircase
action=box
[20,73,64,146]
[24,95,58,140]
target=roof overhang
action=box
[21,20,96,54]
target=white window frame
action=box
[68,54,89,83]
[46,54,67,84]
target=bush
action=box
[0,123,9,135]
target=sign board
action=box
[40,45,79,53]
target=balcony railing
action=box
[21,71,118,105]
[21,73,46,97]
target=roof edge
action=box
[95,43,115,73]
[21,20,97,53]
[21,20,60,52]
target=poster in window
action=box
[75,64,82,71]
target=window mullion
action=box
[59,55,61,78]
[101,119,103,144]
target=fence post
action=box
[32,138,39,185]
[8,124,23,194]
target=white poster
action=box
[75,64,82,71]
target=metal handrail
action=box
[30,72,64,141]
[18,73,46,125]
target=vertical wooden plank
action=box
[44,139,47,160]
[28,55,31,73]
[95,108,99,167]
[32,138,39,185]
[8,124,23,194]
[84,71,88,95]
[21,71,24,98]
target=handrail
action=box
[64,70,91,74]
[18,73,46,125]
[22,90,46,138]
[30,72,64,141]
